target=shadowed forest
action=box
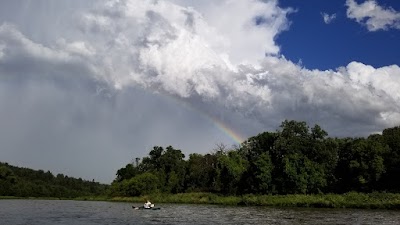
[0,163,107,198]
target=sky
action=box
[0,0,399,184]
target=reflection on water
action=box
[0,199,399,225]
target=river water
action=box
[0,199,399,225]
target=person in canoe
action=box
[144,200,154,209]
[132,200,158,210]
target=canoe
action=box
[132,206,161,210]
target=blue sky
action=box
[278,0,400,70]
[0,0,399,183]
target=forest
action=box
[1,120,399,200]
[110,120,400,197]
[0,162,107,198]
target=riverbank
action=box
[0,196,86,200]
[3,192,400,209]
[106,192,400,209]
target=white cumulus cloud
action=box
[346,0,400,31]
[1,0,399,136]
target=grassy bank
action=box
[0,196,22,199]
[3,192,400,209]
[108,192,400,209]
[0,196,70,200]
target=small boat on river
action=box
[132,206,161,210]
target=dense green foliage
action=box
[111,120,400,197]
[0,162,108,198]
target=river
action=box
[0,199,399,225]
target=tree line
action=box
[110,120,400,196]
[0,162,107,198]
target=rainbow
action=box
[167,94,246,145]
[208,116,245,144]
[141,89,246,145]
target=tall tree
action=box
[273,120,334,194]
[159,146,186,193]
[239,132,277,194]
[115,164,137,182]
